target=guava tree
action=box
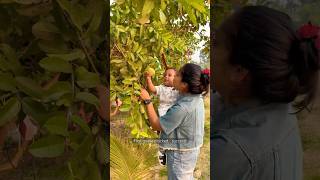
[110,0,209,138]
[0,0,108,179]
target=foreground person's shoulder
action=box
[211,133,252,180]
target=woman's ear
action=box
[182,82,188,92]
[230,65,250,83]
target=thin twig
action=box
[18,39,38,60]
[76,31,99,73]
[60,10,99,73]
[115,44,126,58]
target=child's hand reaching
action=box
[116,98,122,107]
[145,71,152,78]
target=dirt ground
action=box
[298,82,320,180]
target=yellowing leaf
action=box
[137,16,150,25]
[141,0,154,17]
[159,9,167,24]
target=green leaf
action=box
[0,74,16,92]
[47,49,85,61]
[137,16,150,25]
[85,0,105,36]
[0,97,21,127]
[110,59,123,64]
[160,0,166,10]
[29,135,65,158]
[44,114,68,136]
[185,6,197,26]
[0,55,9,71]
[13,0,42,4]
[70,134,94,164]
[57,0,92,31]
[76,92,99,108]
[133,83,141,90]
[116,0,125,5]
[119,104,131,112]
[159,9,167,24]
[178,0,206,13]
[122,79,132,85]
[85,158,102,180]
[56,93,73,107]
[0,0,13,3]
[38,39,69,54]
[32,21,60,40]
[131,128,138,135]
[141,0,154,17]
[96,136,108,165]
[140,131,149,138]
[22,97,50,126]
[75,67,100,88]
[0,44,24,75]
[16,2,53,17]
[43,81,72,102]
[116,25,126,33]
[39,57,72,73]
[15,77,44,99]
[71,115,91,134]
[188,0,207,13]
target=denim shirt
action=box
[211,93,303,180]
[159,94,205,151]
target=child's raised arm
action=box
[110,98,122,117]
[145,72,157,94]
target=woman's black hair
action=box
[180,63,210,96]
[219,6,320,110]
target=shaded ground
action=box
[298,83,320,180]
[0,151,68,180]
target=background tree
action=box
[110,0,209,138]
[0,0,108,179]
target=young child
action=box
[145,68,180,166]
[145,68,179,117]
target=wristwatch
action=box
[143,99,152,105]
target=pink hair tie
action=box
[201,68,210,77]
[297,22,320,49]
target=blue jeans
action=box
[166,148,200,180]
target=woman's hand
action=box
[140,88,151,100]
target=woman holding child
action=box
[140,63,210,180]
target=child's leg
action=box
[158,148,166,165]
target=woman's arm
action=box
[145,102,162,131]
[145,73,157,94]
[140,89,162,131]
